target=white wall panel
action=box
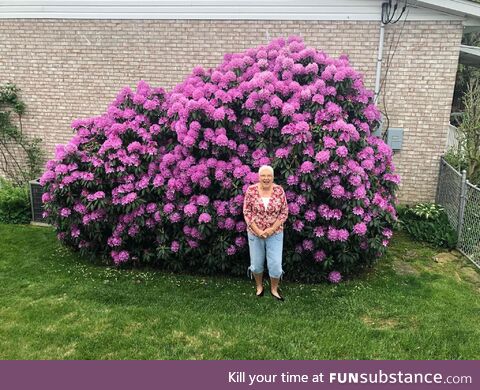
[0,0,467,21]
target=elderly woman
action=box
[243,165,288,300]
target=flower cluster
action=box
[40,36,399,282]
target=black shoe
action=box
[271,292,284,301]
[256,288,264,297]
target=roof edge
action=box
[414,0,480,20]
[459,43,480,67]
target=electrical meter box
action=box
[387,128,404,150]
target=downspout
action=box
[374,20,385,105]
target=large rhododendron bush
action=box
[40,37,399,282]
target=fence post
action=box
[457,170,467,242]
[435,157,444,204]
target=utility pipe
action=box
[374,20,385,105]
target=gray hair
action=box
[258,165,274,176]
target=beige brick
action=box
[0,19,463,203]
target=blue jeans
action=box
[247,231,284,279]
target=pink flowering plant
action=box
[41,37,399,282]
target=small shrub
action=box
[397,203,457,249]
[444,147,468,175]
[0,178,31,224]
[0,83,44,185]
[455,81,480,186]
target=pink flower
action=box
[215,134,229,146]
[304,210,316,221]
[281,103,295,116]
[143,99,158,110]
[87,191,105,201]
[40,171,55,186]
[183,204,198,217]
[41,192,52,203]
[71,227,80,238]
[74,203,87,214]
[287,175,299,185]
[121,192,137,205]
[314,250,326,262]
[353,207,364,216]
[354,186,366,199]
[314,226,325,237]
[328,227,349,241]
[198,213,212,224]
[146,203,157,213]
[108,236,122,247]
[275,147,290,159]
[331,185,345,199]
[128,224,139,237]
[337,229,349,241]
[187,239,199,249]
[94,191,105,199]
[254,122,265,134]
[213,107,226,121]
[328,271,342,283]
[336,146,348,158]
[312,94,324,104]
[226,245,237,256]
[353,222,367,236]
[196,195,210,206]
[323,136,337,148]
[133,94,146,105]
[171,241,180,253]
[115,250,130,264]
[293,220,304,231]
[384,173,401,184]
[302,239,314,251]
[363,104,380,121]
[235,236,247,247]
[224,218,236,230]
[163,203,175,214]
[299,161,315,174]
[169,212,181,223]
[361,159,375,170]
[288,203,300,215]
[60,208,71,218]
[236,221,247,232]
[382,228,393,239]
[315,150,330,164]
[349,175,362,187]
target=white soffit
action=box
[0,0,473,21]
[415,0,480,19]
[414,0,480,26]
[459,44,480,67]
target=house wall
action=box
[0,0,467,21]
[0,18,462,203]
[380,20,462,203]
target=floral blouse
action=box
[243,183,289,236]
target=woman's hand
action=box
[254,227,266,238]
[256,227,274,238]
[258,229,267,238]
[264,227,275,238]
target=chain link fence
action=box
[436,157,480,269]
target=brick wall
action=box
[0,19,462,202]
[381,21,462,203]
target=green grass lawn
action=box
[1,223,479,360]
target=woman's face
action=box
[259,170,274,187]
